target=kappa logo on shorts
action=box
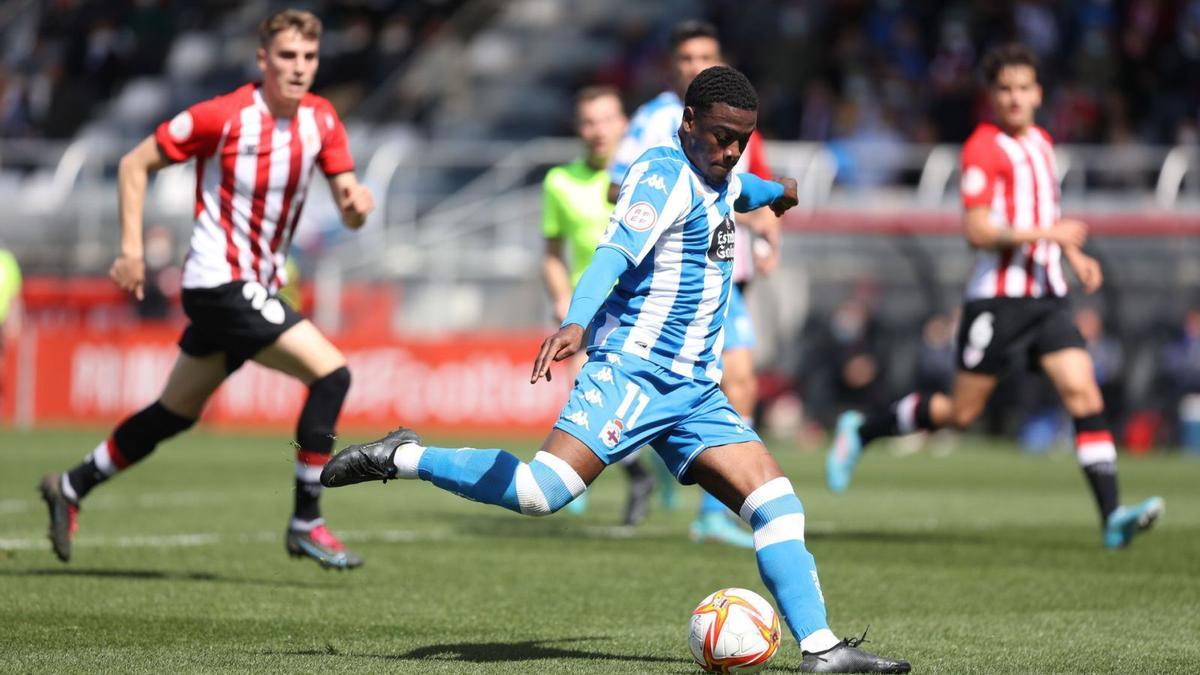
[725,413,749,434]
[564,410,591,430]
[599,419,624,449]
[583,389,604,407]
[594,367,615,384]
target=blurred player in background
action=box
[323,66,910,673]
[542,86,658,524]
[826,44,1164,549]
[0,244,21,409]
[609,19,779,547]
[38,9,374,569]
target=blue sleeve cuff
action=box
[561,246,630,329]
[735,173,784,212]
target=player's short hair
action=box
[670,19,719,51]
[574,85,621,108]
[685,66,758,115]
[259,9,322,47]
[981,43,1039,84]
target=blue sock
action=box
[699,490,726,516]
[739,477,837,652]
[416,446,584,516]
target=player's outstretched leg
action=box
[322,428,591,518]
[691,442,910,673]
[827,392,939,493]
[285,366,363,570]
[39,401,195,562]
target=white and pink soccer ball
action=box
[688,588,782,672]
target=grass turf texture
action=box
[1,427,1198,674]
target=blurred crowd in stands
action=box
[608,0,1200,146]
[4,0,1198,147]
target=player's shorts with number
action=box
[179,281,303,373]
[956,297,1085,374]
[554,351,760,484]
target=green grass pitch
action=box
[2,427,1198,673]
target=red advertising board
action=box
[2,326,571,437]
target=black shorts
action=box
[179,281,304,373]
[956,297,1085,375]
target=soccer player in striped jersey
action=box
[542,85,657,524]
[323,66,910,673]
[608,19,780,547]
[826,44,1164,549]
[38,9,373,569]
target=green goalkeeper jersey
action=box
[542,158,614,287]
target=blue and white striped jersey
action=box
[609,91,684,186]
[589,140,743,383]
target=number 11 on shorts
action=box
[616,382,650,428]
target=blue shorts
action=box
[553,352,761,484]
[725,285,756,351]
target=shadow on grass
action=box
[0,567,337,590]
[265,636,681,665]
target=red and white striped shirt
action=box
[959,122,1068,300]
[155,83,353,292]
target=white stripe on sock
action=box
[738,477,794,523]
[60,474,78,502]
[533,451,587,497]
[896,393,919,435]
[1077,441,1116,466]
[295,463,323,483]
[392,443,426,479]
[514,463,550,515]
[91,440,116,476]
[752,512,806,550]
[289,517,323,532]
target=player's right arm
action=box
[962,207,1086,251]
[111,136,172,300]
[959,135,1086,251]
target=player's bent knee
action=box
[515,451,587,517]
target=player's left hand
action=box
[531,323,585,384]
[1069,251,1104,294]
[339,184,374,229]
[768,177,798,217]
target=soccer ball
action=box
[688,587,782,672]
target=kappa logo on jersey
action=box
[605,353,622,366]
[639,173,668,193]
[583,389,604,406]
[564,410,591,430]
[624,201,658,232]
[594,366,615,384]
[961,165,988,197]
[599,419,624,449]
[707,216,736,262]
